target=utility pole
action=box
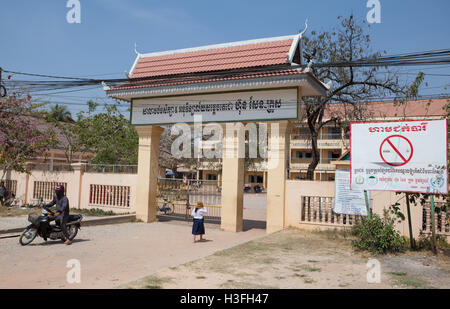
[0,67,6,97]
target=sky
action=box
[1,0,449,116]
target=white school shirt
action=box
[191,208,207,219]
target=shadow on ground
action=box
[157,215,266,231]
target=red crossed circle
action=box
[379,135,413,167]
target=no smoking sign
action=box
[379,135,413,167]
[351,119,448,194]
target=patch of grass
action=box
[307,260,319,263]
[119,275,172,289]
[220,280,279,289]
[388,272,434,289]
[72,208,123,216]
[0,207,37,217]
[303,278,315,284]
[259,257,278,265]
[338,283,350,287]
[292,273,306,278]
[300,265,321,272]
[416,234,450,251]
[0,206,125,217]
[389,272,407,276]
[312,228,353,240]
[213,241,267,258]
[196,276,206,279]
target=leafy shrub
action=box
[352,211,407,254]
[73,208,119,216]
[416,233,449,251]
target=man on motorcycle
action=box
[44,185,71,245]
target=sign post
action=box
[363,190,371,219]
[430,195,437,254]
[351,119,448,250]
[405,193,416,250]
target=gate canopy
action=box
[106,34,328,102]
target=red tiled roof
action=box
[131,38,294,79]
[325,98,449,119]
[108,36,304,93]
[112,68,303,92]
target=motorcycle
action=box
[253,185,262,193]
[19,205,83,246]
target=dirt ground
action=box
[120,228,450,289]
[1,194,449,289]
[0,220,265,289]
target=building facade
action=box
[195,97,449,186]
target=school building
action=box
[194,97,449,187]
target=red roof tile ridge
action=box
[137,34,297,59]
[137,44,291,64]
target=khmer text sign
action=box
[131,88,298,125]
[351,119,448,194]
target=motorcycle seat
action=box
[68,214,82,222]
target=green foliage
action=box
[388,201,406,221]
[72,208,120,216]
[352,211,407,254]
[416,233,449,251]
[48,104,73,122]
[74,101,138,164]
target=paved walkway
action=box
[0,221,266,289]
[0,215,99,231]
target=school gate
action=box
[156,178,221,223]
[106,33,328,233]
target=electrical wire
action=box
[3,49,450,94]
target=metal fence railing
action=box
[27,163,74,172]
[85,164,138,174]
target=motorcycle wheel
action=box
[167,203,175,215]
[67,225,79,241]
[19,227,38,246]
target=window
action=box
[328,127,341,139]
[206,174,217,181]
[305,152,312,159]
[329,150,342,159]
[299,128,310,137]
[256,176,264,184]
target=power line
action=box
[4,49,450,93]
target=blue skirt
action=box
[192,218,205,235]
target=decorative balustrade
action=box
[422,202,449,236]
[89,184,131,208]
[33,181,67,201]
[300,196,364,227]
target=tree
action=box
[0,92,55,179]
[48,104,73,122]
[73,101,138,164]
[301,15,404,179]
